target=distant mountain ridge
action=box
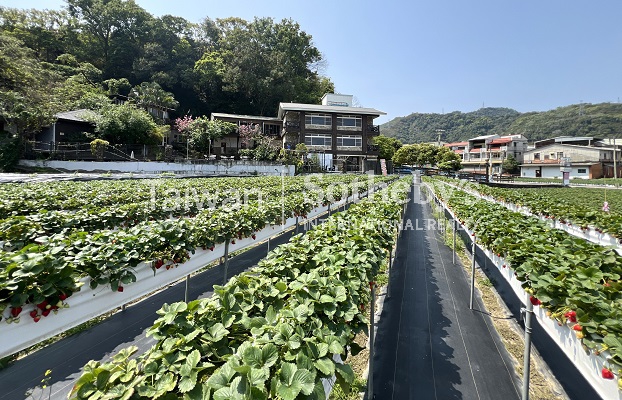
[381,103,622,144]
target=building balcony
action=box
[306,145,332,151]
[285,121,300,130]
[367,144,379,152]
[367,125,380,134]
[336,146,362,152]
[305,124,332,131]
[337,125,362,132]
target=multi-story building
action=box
[207,94,386,171]
[211,113,283,157]
[278,94,385,171]
[444,134,528,173]
[521,136,621,179]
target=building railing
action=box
[285,121,300,129]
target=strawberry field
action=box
[434,175,622,240]
[425,177,622,393]
[67,178,411,399]
[0,175,394,327]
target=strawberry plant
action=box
[426,179,622,377]
[68,177,411,399]
[0,175,396,323]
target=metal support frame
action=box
[453,219,457,265]
[521,295,534,400]
[223,241,230,285]
[469,235,476,310]
[184,275,190,302]
[368,282,376,398]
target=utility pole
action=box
[611,138,618,179]
[436,129,445,147]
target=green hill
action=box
[381,103,622,144]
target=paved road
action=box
[371,183,521,400]
[0,228,301,400]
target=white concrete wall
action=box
[520,165,590,179]
[19,160,295,176]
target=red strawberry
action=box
[252,234,256,240]
[602,368,615,379]
[10,307,22,318]
[564,310,577,323]
[30,310,38,319]
[209,246,214,251]
[572,324,583,331]
[37,300,48,310]
[166,265,171,270]
[59,293,68,301]
[42,309,50,317]
[33,316,41,323]
[231,240,236,245]
[529,296,541,306]
[502,264,506,268]
[117,286,124,292]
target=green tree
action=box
[373,135,402,160]
[195,17,333,115]
[129,81,179,122]
[501,154,519,174]
[392,144,419,166]
[187,117,236,156]
[436,146,462,171]
[415,143,439,167]
[0,7,79,63]
[0,32,62,136]
[89,103,160,144]
[66,0,153,77]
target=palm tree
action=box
[129,82,179,121]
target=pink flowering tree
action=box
[174,115,194,135]
[238,123,262,148]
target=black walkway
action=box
[371,183,521,400]
[0,228,301,400]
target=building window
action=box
[534,153,540,160]
[305,114,332,128]
[336,115,362,130]
[304,133,332,147]
[577,168,587,174]
[264,124,281,136]
[336,135,362,148]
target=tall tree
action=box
[194,17,334,116]
[373,135,402,160]
[0,7,79,62]
[129,81,179,121]
[66,0,152,77]
[436,146,462,171]
[0,32,62,135]
[88,103,160,144]
[184,117,236,156]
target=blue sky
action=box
[4,0,622,124]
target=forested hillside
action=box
[382,103,622,143]
[0,1,333,136]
